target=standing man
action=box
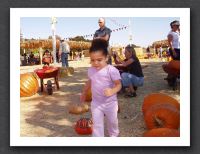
[146,46,150,59]
[159,46,163,59]
[59,38,70,67]
[167,20,180,60]
[93,17,112,64]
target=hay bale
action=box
[58,67,74,78]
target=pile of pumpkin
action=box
[142,93,180,137]
[68,88,93,135]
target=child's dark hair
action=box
[89,39,108,56]
[43,49,51,56]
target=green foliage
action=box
[32,49,39,54]
[69,36,92,42]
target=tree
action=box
[48,35,61,40]
[69,36,92,42]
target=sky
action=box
[20,17,179,48]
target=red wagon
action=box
[34,66,59,92]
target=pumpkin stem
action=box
[154,115,164,127]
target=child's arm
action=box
[80,79,91,102]
[104,80,122,97]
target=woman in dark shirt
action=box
[113,45,144,97]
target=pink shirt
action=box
[88,65,121,106]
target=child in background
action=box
[80,39,122,137]
[42,50,53,66]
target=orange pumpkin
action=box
[144,103,180,129]
[69,104,89,114]
[69,105,83,115]
[162,60,180,76]
[85,88,92,102]
[168,60,180,70]
[75,118,93,135]
[142,93,180,115]
[80,103,89,112]
[143,128,180,137]
[20,73,39,97]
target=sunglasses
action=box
[98,22,103,23]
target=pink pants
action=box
[91,101,119,137]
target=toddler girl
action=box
[80,39,122,137]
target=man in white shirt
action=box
[167,20,180,60]
[59,38,70,67]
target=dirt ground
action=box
[20,58,180,137]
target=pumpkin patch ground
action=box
[20,58,180,137]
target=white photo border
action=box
[10,8,190,146]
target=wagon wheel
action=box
[47,80,53,95]
[164,74,178,90]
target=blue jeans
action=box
[169,48,180,60]
[121,73,144,87]
[61,52,69,67]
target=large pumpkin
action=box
[143,128,180,137]
[144,103,180,129]
[162,60,180,76]
[142,93,180,115]
[168,60,180,70]
[20,73,39,97]
[75,118,93,135]
[85,88,92,102]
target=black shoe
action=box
[133,86,138,91]
[124,92,137,98]
[47,80,53,95]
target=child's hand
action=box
[80,93,86,103]
[104,88,113,97]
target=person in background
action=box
[56,49,60,63]
[167,20,180,60]
[93,17,112,64]
[42,49,53,66]
[155,48,158,57]
[159,46,163,59]
[69,51,73,60]
[146,46,151,59]
[113,45,144,97]
[82,52,85,60]
[80,39,121,137]
[79,52,82,60]
[59,38,70,67]
[29,52,35,65]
